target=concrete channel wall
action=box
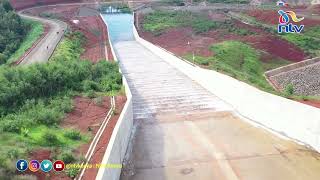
[133,26,320,152]
[96,14,133,180]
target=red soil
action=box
[247,9,320,27]
[299,100,320,109]
[308,5,320,15]
[141,27,215,57]
[25,96,126,180]
[81,96,126,180]
[139,18,306,62]
[243,35,305,62]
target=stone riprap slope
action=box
[269,61,320,96]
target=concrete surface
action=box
[90,25,320,180]
[134,25,320,152]
[17,10,67,65]
[111,39,320,180]
[96,18,134,180]
[96,76,133,180]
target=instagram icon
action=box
[29,160,40,172]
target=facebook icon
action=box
[16,159,28,172]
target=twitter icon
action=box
[40,160,53,172]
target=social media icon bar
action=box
[16,159,28,172]
[40,160,53,172]
[53,160,65,171]
[29,160,40,172]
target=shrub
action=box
[284,84,294,96]
[6,149,19,159]
[42,132,60,146]
[85,90,96,98]
[35,108,63,126]
[82,80,101,92]
[64,130,82,141]
[162,0,185,6]
[94,96,104,107]
[66,166,80,178]
[1,118,23,133]
[59,152,76,164]
[49,96,73,113]
[21,128,29,137]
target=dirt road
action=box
[17,10,67,65]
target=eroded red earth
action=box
[138,14,306,62]
[23,96,126,180]
[247,9,320,27]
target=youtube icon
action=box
[53,160,65,171]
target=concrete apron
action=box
[111,41,320,180]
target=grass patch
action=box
[184,40,320,101]
[161,0,185,6]
[143,10,255,36]
[143,11,218,35]
[207,0,249,4]
[282,33,320,57]
[304,26,320,38]
[27,126,89,147]
[260,57,291,71]
[185,41,275,92]
[6,19,44,64]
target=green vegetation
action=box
[0,31,122,178]
[143,11,255,35]
[6,19,44,64]
[100,4,132,13]
[184,41,319,101]
[190,0,248,3]
[207,0,249,4]
[161,0,185,6]
[259,57,291,71]
[282,29,320,57]
[234,13,320,57]
[284,84,294,96]
[185,41,275,92]
[143,11,217,35]
[0,0,28,64]
[304,26,320,38]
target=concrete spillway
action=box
[101,13,320,180]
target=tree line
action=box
[0,0,28,64]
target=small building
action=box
[277,0,288,6]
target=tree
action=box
[0,0,27,63]
[1,0,13,12]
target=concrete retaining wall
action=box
[133,26,320,152]
[95,15,133,180]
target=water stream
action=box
[101,7,134,42]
